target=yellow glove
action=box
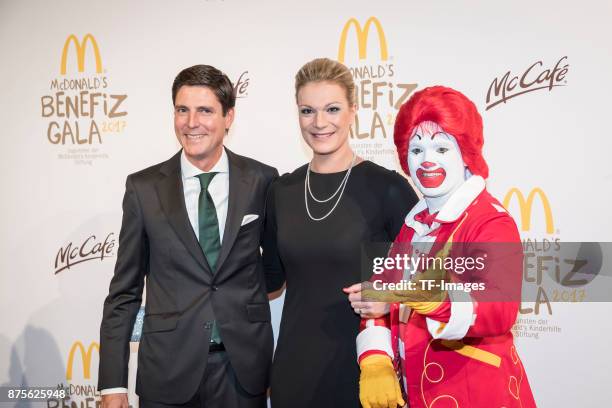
[359,354,405,408]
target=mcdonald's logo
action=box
[338,17,388,63]
[503,188,555,234]
[60,34,102,75]
[66,341,99,380]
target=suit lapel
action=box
[156,151,212,275]
[215,149,253,273]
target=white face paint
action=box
[407,121,467,201]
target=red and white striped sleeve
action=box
[356,224,414,362]
[357,316,393,363]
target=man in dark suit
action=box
[98,65,278,408]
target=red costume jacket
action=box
[358,176,537,407]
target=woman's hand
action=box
[343,282,390,319]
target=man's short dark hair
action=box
[172,65,235,116]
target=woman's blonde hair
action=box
[294,58,356,106]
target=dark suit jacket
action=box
[98,148,278,403]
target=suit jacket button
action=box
[211,285,218,291]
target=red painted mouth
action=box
[416,168,446,188]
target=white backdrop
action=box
[1,0,611,406]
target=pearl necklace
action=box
[304,154,357,221]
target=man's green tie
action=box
[197,173,221,269]
[197,172,222,344]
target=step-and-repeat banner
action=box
[1,0,611,406]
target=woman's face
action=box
[296,81,356,156]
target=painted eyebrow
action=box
[412,134,422,140]
[431,131,450,140]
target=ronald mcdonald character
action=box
[355,86,537,408]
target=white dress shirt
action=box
[180,148,230,243]
[100,148,229,395]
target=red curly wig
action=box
[393,86,489,178]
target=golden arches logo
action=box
[337,17,388,63]
[60,34,102,75]
[66,341,99,380]
[503,188,554,234]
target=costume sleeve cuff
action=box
[426,289,474,340]
[356,326,393,361]
[100,388,128,395]
[358,350,391,364]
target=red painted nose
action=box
[421,161,436,169]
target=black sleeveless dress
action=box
[264,161,418,408]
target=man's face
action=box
[174,85,233,165]
[407,121,467,198]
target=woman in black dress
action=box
[264,58,418,407]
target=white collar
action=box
[180,148,229,180]
[405,175,486,228]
